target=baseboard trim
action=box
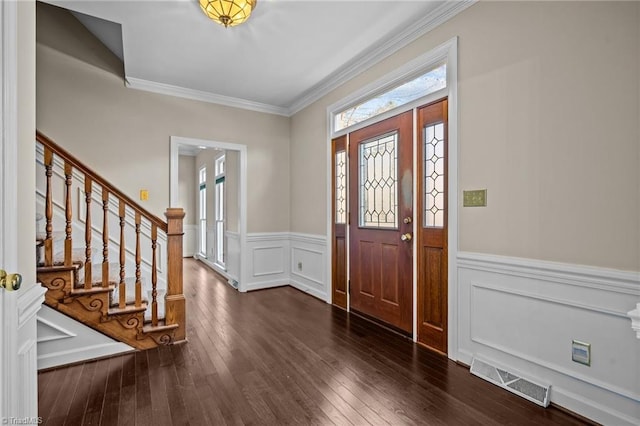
[37,342,134,371]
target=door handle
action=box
[400,233,412,242]
[0,269,22,291]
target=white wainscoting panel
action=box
[457,252,640,426]
[244,233,290,291]
[239,232,328,300]
[37,306,134,370]
[15,285,46,418]
[290,233,328,302]
[183,224,197,257]
[226,231,240,285]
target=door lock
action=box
[0,269,22,292]
[400,233,412,242]
[403,217,412,224]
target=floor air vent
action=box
[470,357,551,407]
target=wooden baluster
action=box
[119,200,126,309]
[44,147,53,267]
[64,162,73,267]
[102,188,109,288]
[84,177,92,290]
[165,208,185,341]
[135,213,142,308]
[151,224,158,326]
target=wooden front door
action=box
[348,111,413,333]
[417,99,448,353]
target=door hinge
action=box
[348,280,350,295]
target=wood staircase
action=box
[35,131,186,351]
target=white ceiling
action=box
[45,0,471,116]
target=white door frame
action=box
[169,136,248,291]
[326,37,459,360]
[1,0,21,417]
[2,0,45,419]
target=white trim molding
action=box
[289,1,473,115]
[290,233,328,302]
[222,232,328,301]
[37,306,133,370]
[123,2,475,117]
[125,77,290,117]
[626,303,640,339]
[457,252,640,426]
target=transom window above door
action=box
[334,63,446,133]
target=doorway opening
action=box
[170,136,247,291]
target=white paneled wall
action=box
[245,233,290,291]
[457,252,640,426]
[241,233,327,301]
[290,233,327,301]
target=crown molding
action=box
[124,1,476,117]
[125,76,290,117]
[286,0,477,116]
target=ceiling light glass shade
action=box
[199,0,257,28]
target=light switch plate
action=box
[463,189,487,207]
[572,340,591,366]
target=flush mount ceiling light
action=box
[199,0,257,28]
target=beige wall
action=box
[18,0,36,288]
[36,3,290,233]
[178,155,196,225]
[290,1,640,272]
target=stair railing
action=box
[36,131,185,342]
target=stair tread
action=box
[142,321,178,334]
[108,303,147,316]
[69,285,115,296]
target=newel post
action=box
[165,208,186,342]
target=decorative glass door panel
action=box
[359,132,398,229]
[424,122,445,228]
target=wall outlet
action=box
[572,340,591,366]
[297,261,302,271]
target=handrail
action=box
[36,131,168,233]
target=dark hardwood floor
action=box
[38,258,589,425]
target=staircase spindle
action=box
[64,162,73,267]
[44,147,53,267]
[119,200,126,309]
[135,213,142,308]
[151,224,158,326]
[102,188,109,288]
[84,177,92,289]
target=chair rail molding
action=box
[457,251,640,426]
[628,303,640,338]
